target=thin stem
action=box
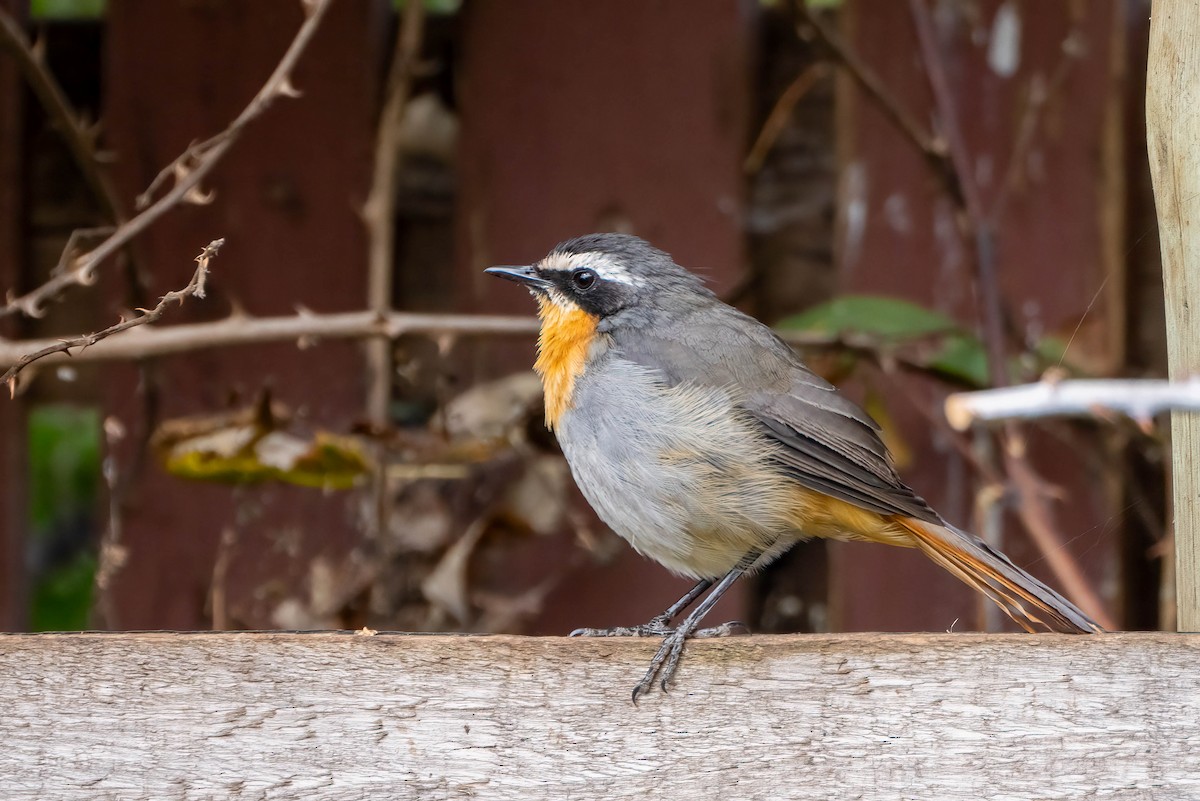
[2,240,223,394]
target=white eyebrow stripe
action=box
[539,251,644,286]
[570,252,643,286]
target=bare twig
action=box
[989,30,1086,226]
[745,63,829,174]
[796,2,952,178]
[907,0,984,218]
[362,3,427,553]
[50,227,116,274]
[2,239,223,395]
[0,309,535,372]
[1004,450,1116,629]
[768,1,1112,627]
[210,526,239,631]
[908,0,1006,387]
[364,1,427,423]
[0,0,332,321]
[946,377,1200,431]
[91,415,129,629]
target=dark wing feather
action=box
[611,303,942,525]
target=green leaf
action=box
[780,295,956,338]
[777,295,990,387]
[30,0,105,19]
[394,0,461,13]
[27,405,101,631]
[28,405,101,537]
[31,552,95,631]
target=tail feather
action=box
[893,516,1104,634]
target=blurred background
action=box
[0,0,1169,636]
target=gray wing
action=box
[611,304,942,525]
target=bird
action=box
[486,233,1102,701]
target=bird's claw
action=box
[692,620,747,638]
[569,615,674,638]
[630,628,688,703]
[574,615,749,702]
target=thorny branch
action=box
[2,239,224,396]
[0,0,333,321]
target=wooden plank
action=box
[1147,0,1200,632]
[1,632,1197,800]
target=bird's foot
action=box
[571,617,747,640]
[629,619,748,703]
[631,628,687,703]
[569,614,675,638]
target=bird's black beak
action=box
[484,265,553,291]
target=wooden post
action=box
[2,632,1199,800]
[1147,0,1200,631]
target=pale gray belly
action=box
[554,359,799,579]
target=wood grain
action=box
[1,632,1198,800]
[1147,0,1200,632]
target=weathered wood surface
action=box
[1,632,1198,800]
[1148,0,1200,632]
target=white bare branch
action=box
[944,376,1200,431]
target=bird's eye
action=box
[571,269,597,290]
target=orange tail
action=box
[893,516,1103,634]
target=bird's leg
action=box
[631,550,762,703]
[570,578,714,637]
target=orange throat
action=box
[534,297,598,430]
